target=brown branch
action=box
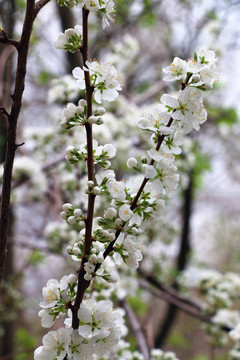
[34,0,52,15]
[138,270,202,311]
[139,279,231,333]
[120,300,150,360]
[0,0,51,286]
[71,7,95,330]
[0,107,9,118]
[0,30,20,49]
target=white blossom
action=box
[119,204,133,221]
[38,309,55,328]
[40,277,68,308]
[34,327,72,360]
[65,300,123,357]
[101,0,116,29]
[162,57,188,81]
[73,60,122,103]
[107,178,126,201]
[85,0,100,11]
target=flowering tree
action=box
[1,1,240,360]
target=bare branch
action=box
[139,279,231,333]
[120,300,150,360]
[140,280,212,325]
[0,0,53,286]
[138,270,202,311]
[0,29,20,49]
[0,107,9,119]
[34,0,52,16]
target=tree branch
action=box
[0,29,20,49]
[0,0,52,286]
[34,0,52,16]
[138,270,202,311]
[140,279,231,334]
[120,300,150,360]
[71,7,95,329]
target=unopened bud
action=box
[127,157,138,169]
[68,216,77,225]
[62,203,73,212]
[79,99,87,107]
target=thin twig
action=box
[0,29,20,49]
[34,0,52,15]
[138,270,202,311]
[120,300,150,360]
[140,279,231,333]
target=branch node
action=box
[0,107,9,119]
[15,142,25,149]
[0,29,20,49]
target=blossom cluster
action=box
[35,295,124,359]
[73,60,122,103]
[57,0,116,29]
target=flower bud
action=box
[60,211,67,219]
[97,118,104,125]
[103,160,111,169]
[87,180,94,187]
[65,28,75,39]
[88,115,97,124]
[97,107,106,116]
[66,246,72,254]
[93,186,101,195]
[95,217,102,225]
[62,203,73,212]
[191,74,201,83]
[67,274,77,285]
[84,272,92,281]
[79,99,87,107]
[127,157,138,169]
[141,164,148,172]
[65,146,75,155]
[115,218,123,226]
[68,216,77,225]
[108,233,115,242]
[74,209,82,217]
[73,247,80,255]
[102,229,109,237]
[97,255,104,263]
[76,105,84,114]
[104,207,117,220]
[89,254,98,263]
